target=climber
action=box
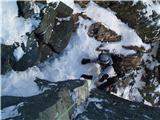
[81,52,120,92]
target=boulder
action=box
[17,1,34,19]
[1,79,88,120]
[94,1,160,43]
[1,45,16,74]
[10,32,41,71]
[88,22,121,42]
[75,89,160,120]
[35,5,57,44]
[49,19,74,52]
[54,2,73,17]
[3,1,74,72]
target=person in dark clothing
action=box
[81,52,122,92]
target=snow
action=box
[1,103,23,120]
[155,85,160,93]
[84,2,150,56]
[1,67,43,96]
[1,0,159,109]
[133,0,160,26]
[0,0,40,45]
[13,46,25,61]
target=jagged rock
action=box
[75,89,160,120]
[35,5,57,44]
[95,1,160,43]
[1,45,16,74]
[17,1,34,19]
[122,45,146,53]
[74,0,90,8]
[1,79,87,120]
[121,55,142,70]
[2,2,74,72]
[10,32,41,71]
[54,2,73,17]
[88,22,121,42]
[48,19,74,52]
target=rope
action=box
[55,101,76,120]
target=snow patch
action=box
[1,103,23,120]
[13,46,25,61]
[84,2,150,55]
[0,0,39,45]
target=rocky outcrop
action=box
[94,1,160,43]
[17,0,34,19]
[88,22,121,42]
[1,79,89,120]
[75,89,160,120]
[2,79,160,120]
[1,1,74,73]
[1,45,16,74]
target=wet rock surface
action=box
[88,22,121,42]
[94,1,160,43]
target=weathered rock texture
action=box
[75,89,160,120]
[94,1,160,43]
[1,1,74,74]
[1,79,88,120]
[88,22,121,42]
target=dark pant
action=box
[97,77,118,91]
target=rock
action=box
[6,2,74,72]
[1,45,16,74]
[17,0,34,19]
[122,45,146,52]
[54,2,73,17]
[35,5,57,44]
[74,0,90,8]
[121,55,142,70]
[1,79,88,120]
[88,22,121,42]
[10,32,41,71]
[75,89,160,120]
[49,18,74,53]
[94,1,160,43]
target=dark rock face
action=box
[75,89,160,120]
[1,45,16,74]
[88,22,121,42]
[1,79,85,120]
[54,2,73,17]
[95,1,160,43]
[17,1,34,19]
[1,1,74,73]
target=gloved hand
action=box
[81,58,91,64]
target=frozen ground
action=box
[1,0,160,105]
